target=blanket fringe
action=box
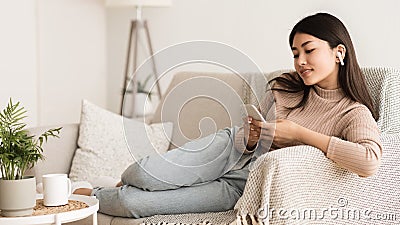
[236,215,242,225]
[140,214,259,225]
[235,214,265,225]
[141,220,234,225]
[252,214,264,225]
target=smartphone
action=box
[244,104,266,122]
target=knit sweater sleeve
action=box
[326,106,382,177]
[234,90,275,154]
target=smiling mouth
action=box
[300,69,312,76]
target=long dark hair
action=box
[270,13,378,120]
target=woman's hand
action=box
[243,116,262,149]
[272,119,303,147]
[251,119,303,149]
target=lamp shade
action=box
[105,0,171,7]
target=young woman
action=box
[243,12,382,178]
[74,12,382,218]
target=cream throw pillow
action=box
[69,100,173,183]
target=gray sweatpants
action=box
[92,126,251,218]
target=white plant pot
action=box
[0,176,36,217]
[122,92,134,117]
[134,93,154,117]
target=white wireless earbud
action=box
[337,52,344,66]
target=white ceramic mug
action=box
[42,174,72,206]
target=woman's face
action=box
[291,33,340,89]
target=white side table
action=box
[0,194,99,225]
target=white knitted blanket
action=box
[234,134,400,225]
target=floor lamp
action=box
[106,0,171,117]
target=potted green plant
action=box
[0,99,61,217]
[137,74,154,99]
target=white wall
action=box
[2,1,399,125]
[0,0,107,127]
[106,0,400,113]
[0,1,38,125]
[37,0,107,126]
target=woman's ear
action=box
[336,44,346,60]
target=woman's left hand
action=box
[272,119,303,147]
[251,119,304,148]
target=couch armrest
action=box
[236,134,400,223]
[26,123,79,183]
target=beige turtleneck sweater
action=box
[234,79,382,177]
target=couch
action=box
[28,67,400,225]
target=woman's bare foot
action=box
[116,181,123,187]
[73,181,122,196]
[73,188,93,196]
